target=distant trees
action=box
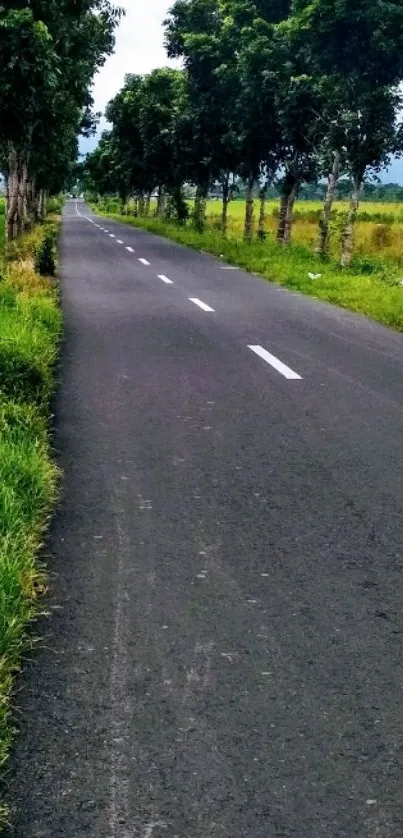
[0,1,122,239]
[84,0,403,266]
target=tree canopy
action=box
[0,0,122,238]
[83,0,403,265]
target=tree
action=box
[165,0,241,232]
[338,86,401,266]
[0,8,58,237]
[0,1,122,239]
[139,68,187,216]
[290,0,403,262]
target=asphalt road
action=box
[5,200,403,837]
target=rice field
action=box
[204,199,403,268]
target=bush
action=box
[370,223,393,249]
[0,286,60,406]
[47,196,63,214]
[35,228,56,277]
[0,283,16,309]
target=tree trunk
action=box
[221,173,230,235]
[277,171,298,244]
[38,189,47,222]
[144,191,151,217]
[340,176,362,268]
[283,180,298,245]
[6,150,20,241]
[17,161,29,235]
[276,192,288,244]
[138,192,145,216]
[26,177,36,227]
[316,151,340,258]
[258,184,267,239]
[193,183,207,232]
[156,185,165,217]
[5,175,9,238]
[243,175,255,241]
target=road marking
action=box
[247,345,302,380]
[139,258,150,266]
[126,246,134,253]
[117,239,124,244]
[220,266,238,271]
[104,229,109,233]
[158,274,173,284]
[189,297,215,312]
[109,233,116,238]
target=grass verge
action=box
[92,209,403,332]
[0,221,62,828]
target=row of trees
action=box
[83,0,403,267]
[0,1,122,239]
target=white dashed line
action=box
[126,246,135,253]
[117,240,124,244]
[247,345,302,380]
[109,233,116,238]
[139,258,150,266]
[158,274,173,284]
[189,297,215,313]
[104,230,109,233]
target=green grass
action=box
[92,208,403,332]
[0,224,61,828]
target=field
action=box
[203,199,403,268]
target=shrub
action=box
[47,196,63,214]
[165,189,189,224]
[35,228,56,277]
[370,223,393,249]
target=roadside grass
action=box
[0,219,61,828]
[92,208,403,332]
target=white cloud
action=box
[92,0,177,113]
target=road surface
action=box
[5,200,403,837]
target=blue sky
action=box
[84,0,403,185]
[383,158,403,183]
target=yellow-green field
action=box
[203,199,403,267]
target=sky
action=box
[80,0,175,152]
[92,0,174,115]
[83,0,403,184]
